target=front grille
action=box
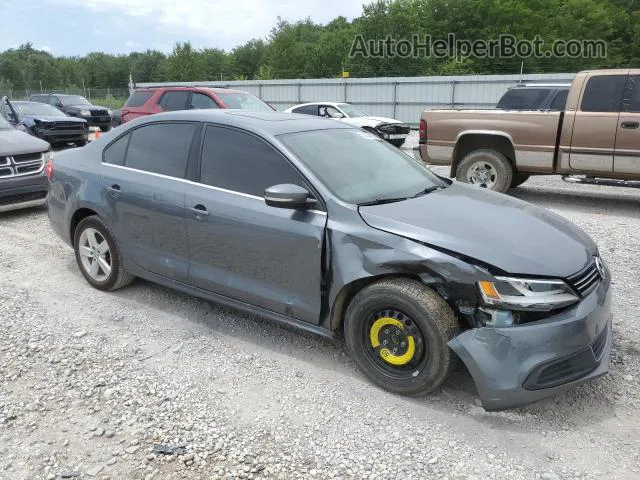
[0,191,47,207]
[12,152,42,163]
[90,109,109,116]
[0,153,45,179]
[51,122,84,130]
[567,259,602,297]
[591,326,608,361]
[378,124,410,135]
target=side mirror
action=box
[55,103,63,108]
[264,184,316,209]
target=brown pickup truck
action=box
[415,69,640,192]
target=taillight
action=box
[419,119,427,144]
[45,155,54,180]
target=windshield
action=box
[216,93,272,112]
[279,129,444,204]
[61,95,90,106]
[0,115,13,130]
[15,102,64,117]
[338,103,367,118]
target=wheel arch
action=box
[328,273,438,332]
[69,207,99,244]
[450,132,516,178]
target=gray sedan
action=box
[46,110,612,410]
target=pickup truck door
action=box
[614,75,640,174]
[569,73,627,172]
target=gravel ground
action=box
[1,133,639,479]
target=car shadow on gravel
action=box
[510,186,640,216]
[0,204,47,219]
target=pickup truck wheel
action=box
[510,173,530,188]
[457,149,513,193]
[73,216,134,291]
[344,278,459,396]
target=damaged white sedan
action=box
[284,102,410,147]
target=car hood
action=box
[342,116,404,127]
[25,115,86,123]
[358,183,596,278]
[0,129,50,156]
[65,104,105,111]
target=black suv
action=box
[28,94,112,131]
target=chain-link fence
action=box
[0,87,131,109]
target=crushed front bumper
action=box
[448,278,612,411]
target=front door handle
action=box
[621,121,640,129]
[189,204,209,217]
[105,184,121,197]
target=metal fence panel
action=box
[5,72,571,126]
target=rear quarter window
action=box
[125,122,196,178]
[124,91,153,108]
[103,133,131,166]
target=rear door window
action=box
[124,91,153,108]
[124,123,197,178]
[292,105,319,115]
[189,93,218,109]
[580,75,626,112]
[159,91,190,111]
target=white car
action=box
[283,102,410,147]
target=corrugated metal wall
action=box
[138,72,576,126]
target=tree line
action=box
[1,0,638,91]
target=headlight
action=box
[80,110,91,116]
[478,277,579,311]
[107,109,112,115]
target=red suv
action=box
[119,86,274,124]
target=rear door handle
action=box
[621,121,639,129]
[105,184,121,197]
[188,204,209,217]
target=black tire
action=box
[456,149,513,193]
[510,173,530,188]
[73,216,134,291]
[100,125,111,132]
[389,139,406,148]
[344,278,459,396]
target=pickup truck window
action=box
[496,88,549,110]
[550,90,569,111]
[580,75,626,113]
[625,75,640,112]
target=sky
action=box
[1,0,369,56]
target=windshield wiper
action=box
[410,185,443,198]
[357,196,410,207]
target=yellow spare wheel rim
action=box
[369,317,416,366]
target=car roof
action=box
[135,86,248,95]
[290,102,347,108]
[13,101,45,105]
[509,84,571,89]
[125,109,353,135]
